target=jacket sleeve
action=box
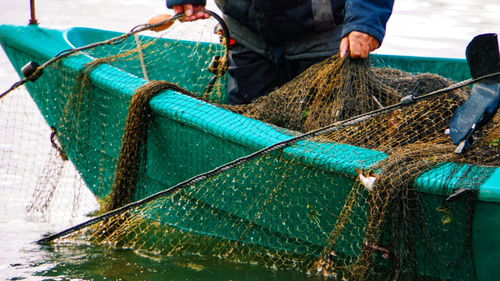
[166,0,206,9]
[341,0,394,44]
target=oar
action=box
[448,33,500,153]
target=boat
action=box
[0,23,499,280]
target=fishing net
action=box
[0,13,499,281]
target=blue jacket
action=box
[166,0,394,62]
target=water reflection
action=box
[32,244,323,281]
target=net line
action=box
[0,10,229,100]
[1,12,498,280]
[37,70,499,245]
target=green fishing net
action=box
[0,14,498,281]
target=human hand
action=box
[172,4,209,21]
[340,31,380,59]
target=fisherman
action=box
[165,0,394,104]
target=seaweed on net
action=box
[2,18,498,281]
[219,54,497,279]
[88,53,496,279]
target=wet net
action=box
[0,13,499,281]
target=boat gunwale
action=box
[0,24,498,203]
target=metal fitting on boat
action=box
[21,61,43,81]
[446,187,476,202]
[400,95,416,105]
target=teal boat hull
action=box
[0,24,499,280]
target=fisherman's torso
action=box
[216,0,344,40]
[215,0,346,62]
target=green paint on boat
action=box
[1,24,499,280]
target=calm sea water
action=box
[0,1,499,280]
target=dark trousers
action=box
[227,44,329,105]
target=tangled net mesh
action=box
[0,15,498,281]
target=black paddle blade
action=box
[449,82,500,145]
[448,33,500,152]
[465,33,500,79]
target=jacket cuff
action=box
[166,0,206,9]
[341,24,385,45]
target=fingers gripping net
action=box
[1,14,499,281]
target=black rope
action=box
[0,80,27,100]
[1,10,228,100]
[36,70,500,245]
[200,10,230,96]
